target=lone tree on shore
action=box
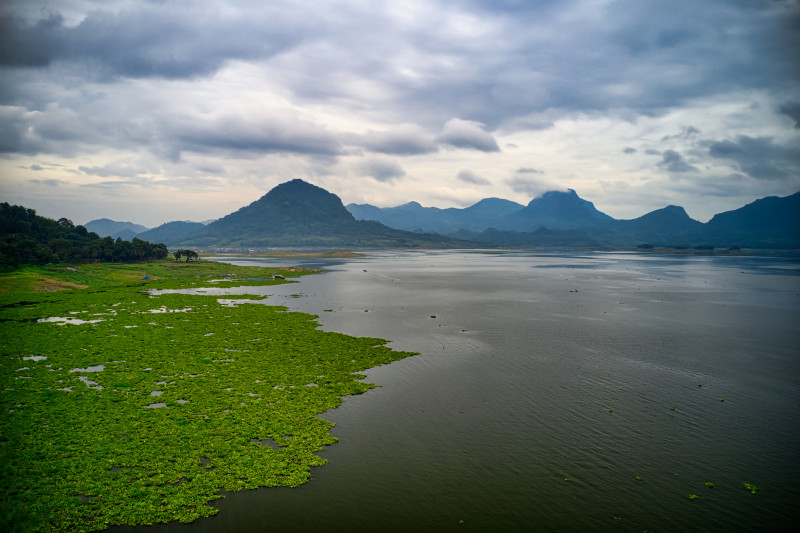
[174,249,198,262]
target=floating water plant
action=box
[705,482,715,488]
[0,261,417,532]
[688,494,700,500]
[743,483,761,494]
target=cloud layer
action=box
[1,0,798,224]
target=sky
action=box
[1,0,798,227]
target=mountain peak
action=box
[396,201,424,210]
[507,188,611,230]
[172,179,471,248]
[540,188,578,198]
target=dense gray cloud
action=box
[0,6,303,80]
[435,119,499,152]
[0,104,102,156]
[779,101,800,128]
[173,115,343,158]
[357,158,406,183]
[2,1,795,141]
[657,150,698,173]
[708,135,800,181]
[1,0,798,223]
[356,125,438,155]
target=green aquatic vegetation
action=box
[705,482,715,488]
[688,494,700,500]
[0,262,416,532]
[743,483,761,494]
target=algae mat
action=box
[0,264,415,532]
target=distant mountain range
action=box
[348,189,800,249]
[84,218,150,240]
[136,221,206,243]
[83,181,800,249]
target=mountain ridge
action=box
[347,187,800,249]
[80,181,800,249]
[171,179,473,248]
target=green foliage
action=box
[0,202,169,268]
[743,483,761,494]
[173,249,199,262]
[0,262,416,532]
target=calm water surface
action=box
[118,251,800,532]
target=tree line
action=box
[0,202,169,270]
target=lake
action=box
[115,250,800,532]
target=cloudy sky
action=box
[1,0,798,226]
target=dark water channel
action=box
[117,251,800,532]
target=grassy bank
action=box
[0,261,416,532]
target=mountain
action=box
[109,229,141,241]
[346,197,524,234]
[84,218,149,239]
[463,197,526,219]
[691,192,800,248]
[351,189,799,249]
[136,221,207,245]
[497,189,613,231]
[349,190,613,234]
[173,179,474,248]
[600,205,704,246]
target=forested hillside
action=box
[0,202,168,270]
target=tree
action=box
[57,217,75,230]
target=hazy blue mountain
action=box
[462,197,525,218]
[349,189,614,234]
[603,205,704,246]
[497,189,613,231]
[136,221,206,245]
[346,201,439,232]
[83,185,800,250]
[84,218,149,239]
[454,192,799,249]
[347,188,800,248]
[691,191,800,248]
[173,179,474,248]
[109,229,141,241]
[347,197,524,234]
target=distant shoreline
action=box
[202,250,368,258]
